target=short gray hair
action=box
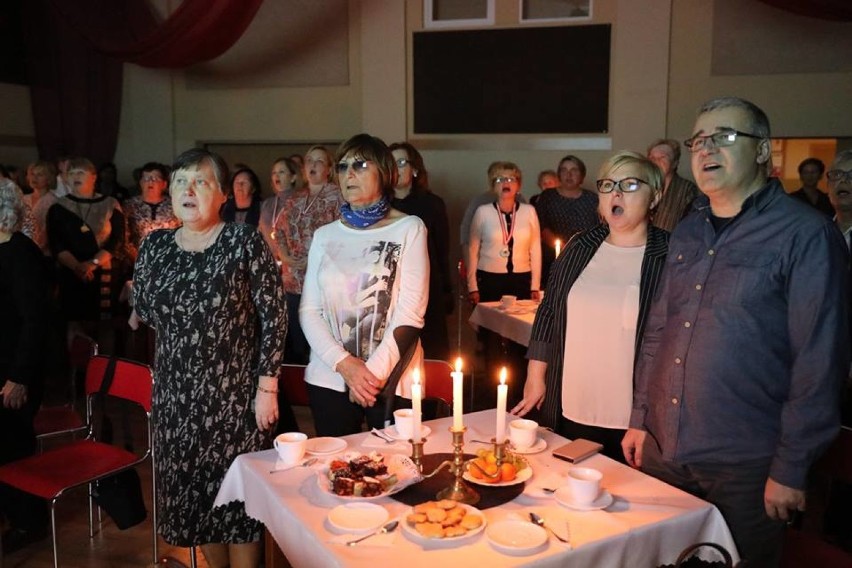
[0,178,24,233]
[832,149,852,168]
[698,96,770,138]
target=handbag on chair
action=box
[90,357,147,530]
[658,542,738,568]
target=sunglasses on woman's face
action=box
[335,159,372,175]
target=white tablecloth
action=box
[469,300,538,347]
[215,410,738,567]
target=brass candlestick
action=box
[420,427,480,505]
[409,438,426,472]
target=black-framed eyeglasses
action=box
[493,176,518,184]
[396,158,410,168]
[684,129,763,152]
[335,159,371,175]
[596,177,647,193]
[827,169,852,184]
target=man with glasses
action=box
[622,96,849,566]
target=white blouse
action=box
[299,215,429,397]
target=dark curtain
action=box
[22,0,264,165]
[758,0,852,21]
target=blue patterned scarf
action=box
[340,197,390,228]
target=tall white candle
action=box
[555,238,562,257]
[496,367,508,443]
[412,368,422,441]
[452,357,464,431]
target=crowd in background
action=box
[2,96,852,566]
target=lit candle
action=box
[412,368,422,441]
[496,367,508,443]
[555,238,561,257]
[452,357,464,431]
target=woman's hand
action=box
[467,290,480,306]
[531,290,542,302]
[128,309,141,331]
[74,260,96,282]
[511,372,545,416]
[336,355,382,407]
[255,375,279,431]
[0,381,27,410]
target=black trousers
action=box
[284,293,310,365]
[307,383,409,437]
[0,390,48,531]
[475,270,532,302]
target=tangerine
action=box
[499,462,517,482]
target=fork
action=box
[370,428,395,444]
[268,457,318,474]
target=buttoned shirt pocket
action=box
[711,247,778,306]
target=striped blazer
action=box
[527,223,670,429]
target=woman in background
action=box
[259,156,303,262]
[124,162,180,261]
[301,134,428,436]
[0,180,51,553]
[389,142,452,360]
[277,146,342,364]
[221,167,262,226]
[131,148,286,567]
[512,151,668,462]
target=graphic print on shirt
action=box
[332,239,401,359]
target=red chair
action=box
[33,335,98,450]
[0,355,155,568]
[423,359,454,419]
[280,363,309,406]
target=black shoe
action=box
[1,527,49,555]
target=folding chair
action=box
[423,359,454,420]
[0,355,155,568]
[33,336,98,451]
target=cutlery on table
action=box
[542,487,557,494]
[269,457,318,474]
[530,512,571,545]
[345,520,399,546]
[370,429,395,443]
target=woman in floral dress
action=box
[131,148,286,568]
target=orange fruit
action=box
[482,462,500,483]
[469,458,486,479]
[499,462,517,482]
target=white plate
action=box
[486,520,548,555]
[555,487,614,511]
[463,463,533,487]
[327,502,389,534]
[317,453,421,501]
[510,437,547,455]
[382,425,432,441]
[306,437,348,456]
[401,503,486,545]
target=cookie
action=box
[460,514,483,530]
[406,512,427,525]
[425,507,448,523]
[415,522,445,539]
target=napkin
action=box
[361,432,408,451]
[328,530,398,547]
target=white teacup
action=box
[567,467,603,505]
[274,432,307,465]
[509,418,538,449]
[393,408,414,439]
[500,295,517,309]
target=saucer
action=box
[306,437,347,456]
[383,425,432,441]
[327,502,389,533]
[555,487,613,511]
[510,437,547,455]
[486,520,547,555]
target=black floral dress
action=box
[133,223,286,546]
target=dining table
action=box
[469,300,538,347]
[215,410,739,567]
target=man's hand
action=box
[1,381,27,410]
[764,477,806,522]
[621,428,647,468]
[336,356,382,407]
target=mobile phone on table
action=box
[552,438,603,464]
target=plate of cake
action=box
[317,452,421,500]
